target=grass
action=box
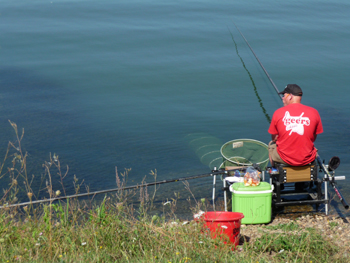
[0,199,346,263]
[263,221,300,231]
[0,199,241,262]
[329,221,339,229]
[250,229,338,262]
[0,121,347,262]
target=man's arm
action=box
[271,134,278,142]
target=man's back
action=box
[269,103,323,166]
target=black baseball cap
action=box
[278,84,303,96]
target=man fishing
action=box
[268,84,323,167]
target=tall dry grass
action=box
[0,121,345,262]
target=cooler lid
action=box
[230,182,272,192]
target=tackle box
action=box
[230,182,273,224]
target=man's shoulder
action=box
[272,103,321,120]
[297,104,320,115]
[282,103,319,113]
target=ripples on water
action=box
[1,0,350,217]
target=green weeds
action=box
[250,230,337,262]
[263,221,300,231]
[329,221,339,229]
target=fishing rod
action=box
[233,22,282,100]
[234,24,349,210]
[0,170,227,209]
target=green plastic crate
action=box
[230,182,272,224]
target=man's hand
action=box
[271,134,278,142]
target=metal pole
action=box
[223,179,227,211]
[262,170,265,181]
[212,174,216,210]
[325,172,328,215]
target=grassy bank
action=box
[1,198,349,262]
[0,121,349,262]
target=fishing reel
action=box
[327,156,340,171]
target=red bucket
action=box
[202,211,244,246]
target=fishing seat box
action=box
[273,161,318,183]
[229,182,273,224]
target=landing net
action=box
[220,139,269,170]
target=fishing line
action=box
[228,28,271,124]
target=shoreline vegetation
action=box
[1,122,350,262]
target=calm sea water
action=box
[1,0,350,217]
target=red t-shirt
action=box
[268,103,323,166]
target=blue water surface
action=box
[1,0,350,217]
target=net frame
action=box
[219,139,269,169]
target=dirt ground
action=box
[240,208,350,255]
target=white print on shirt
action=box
[282,111,310,135]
